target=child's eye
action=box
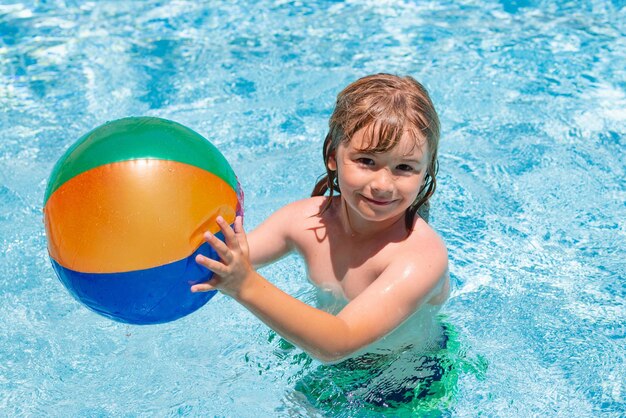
[397,164,414,172]
[356,158,375,166]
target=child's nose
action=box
[371,169,394,193]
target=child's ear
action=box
[327,153,337,171]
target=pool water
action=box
[1,0,624,416]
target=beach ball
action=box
[43,117,243,325]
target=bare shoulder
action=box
[407,219,448,265]
[387,219,449,303]
[248,197,329,266]
[272,196,329,228]
[258,196,328,239]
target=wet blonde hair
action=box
[311,73,440,229]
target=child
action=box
[192,73,449,364]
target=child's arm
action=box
[245,205,295,268]
[192,216,448,363]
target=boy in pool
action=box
[192,73,449,364]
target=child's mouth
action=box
[362,195,395,206]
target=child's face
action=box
[328,128,429,225]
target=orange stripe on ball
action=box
[44,159,237,273]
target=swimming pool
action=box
[1,0,624,416]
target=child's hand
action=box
[191,215,254,298]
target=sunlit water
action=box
[1,0,624,416]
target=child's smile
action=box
[360,195,397,206]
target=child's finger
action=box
[195,253,229,276]
[216,216,239,250]
[190,282,216,293]
[203,231,234,264]
[233,216,249,254]
[234,216,244,234]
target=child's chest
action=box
[295,231,394,300]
